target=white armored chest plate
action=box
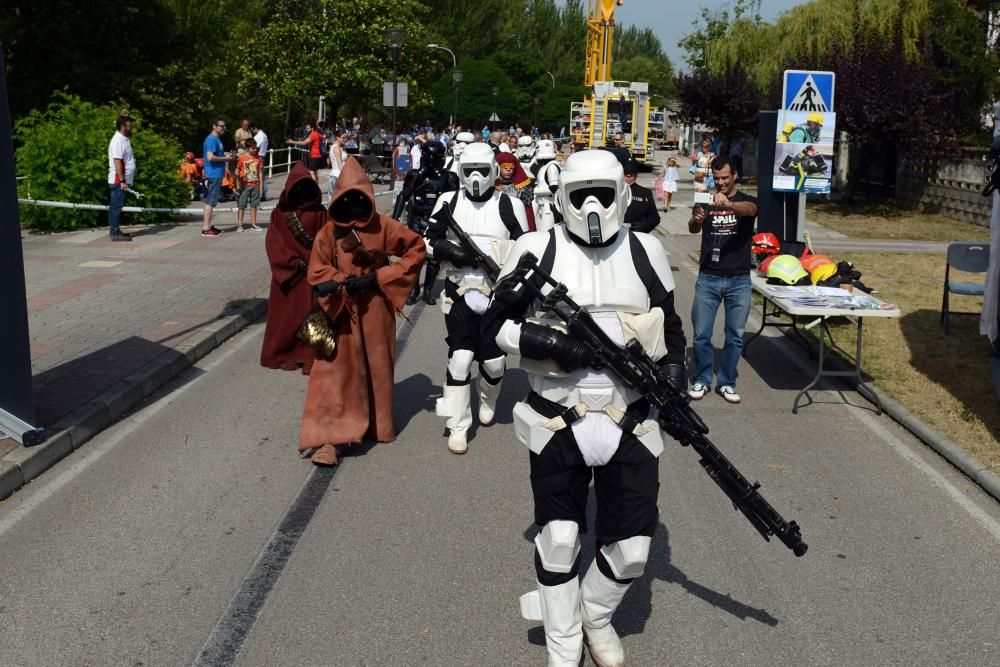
[543,227,649,315]
[450,192,512,241]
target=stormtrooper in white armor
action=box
[516,134,536,168]
[529,139,561,232]
[427,143,530,454]
[447,131,477,175]
[480,150,687,666]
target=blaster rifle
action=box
[504,251,808,557]
[435,207,501,282]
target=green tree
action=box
[15,95,190,229]
[1,0,178,119]
[236,0,435,132]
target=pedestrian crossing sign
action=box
[782,70,835,112]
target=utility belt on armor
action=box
[525,390,654,438]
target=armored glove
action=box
[519,322,598,373]
[431,238,477,268]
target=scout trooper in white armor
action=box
[447,131,477,175]
[481,150,687,666]
[427,143,530,454]
[529,139,561,232]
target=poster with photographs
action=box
[773,111,836,194]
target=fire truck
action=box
[569,1,652,162]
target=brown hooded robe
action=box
[261,163,328,372]
[299,157,426,451]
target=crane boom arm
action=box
[584,0,622,87]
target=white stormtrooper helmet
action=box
[459,143,498,198]
[555,150,628,246]
[516,135,535,161]
[452,131,476,160]
[535,139,557,161]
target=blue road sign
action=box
[782,70,835,112]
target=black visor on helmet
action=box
[463,165,490,177]
[569,186,615,209]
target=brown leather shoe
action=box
[311,443,341,466]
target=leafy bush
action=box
[15,94,190,230]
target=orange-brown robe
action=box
[261,163,328,372]
[299,157,426,451]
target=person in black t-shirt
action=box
[687,156,758,404]
[622,160,661,233]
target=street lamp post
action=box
[545,71,555,89]
[386,27,403,188]
[428,43,459,127]
[386,28,403,135]
[491,85,499,129]
[452,69,463,127]
[533,95,540,129]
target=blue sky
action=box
[606,0,809,71]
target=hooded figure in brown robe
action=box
[299,157,427,465]
[261,163,329,374]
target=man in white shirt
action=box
[410,138,423,171]
[251,122,269,200]
[107,114,136,242]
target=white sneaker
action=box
[688,382,708,400]
[717,385,741,404]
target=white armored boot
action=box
[478,377,501,426]
[538,578,584,666]
[580,564,631,667]
[478,356,506,426]
[436,383,473,454]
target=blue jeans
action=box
[691,272,752,388]
[108,184,125,236]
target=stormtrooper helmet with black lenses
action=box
[452,131,476,160]
[516,135,535,161]
[556,150,628,246]
[459,143,498,199]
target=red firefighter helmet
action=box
[752,232,781,259]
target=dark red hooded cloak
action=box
[261,163,329,372]
[299,157,427,451]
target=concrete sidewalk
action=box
[0,171,395,499]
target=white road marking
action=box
[78,260,122,268]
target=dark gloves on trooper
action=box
[519,322,599,373]
[431,238,477,268]
[661,362,687,397]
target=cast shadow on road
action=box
[31,299,262,428]
[393,367,533,436]
[522,499,778,646]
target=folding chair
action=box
[941,242,990,334]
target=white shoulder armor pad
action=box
[632,232,676,292]
[496,230,553,281]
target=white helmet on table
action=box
[458,143,497,198]
[555,150,628,246]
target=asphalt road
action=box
[1,233,999,666]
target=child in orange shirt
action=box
[235,139,264,231]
